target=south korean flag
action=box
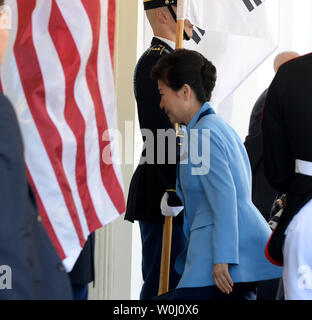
[191,26,205,45]
[186,0,271,38]
[183,0,279,122]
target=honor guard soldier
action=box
[124,0,193,300]
[245,52,299,300]
[263,53,312,300]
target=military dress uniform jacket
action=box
[0,94,72,299]
[125,37,183,225]
[262,53,312,265]
[175,103,282,288]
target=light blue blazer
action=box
[175,102,282,288]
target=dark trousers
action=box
[139,221,187,300]
[153,282,257,300]
[256,278,284,300]
[71,284,89,300]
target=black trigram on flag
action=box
[242,0,265,12]
[192,26,206,45]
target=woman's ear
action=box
[183,84,192,101]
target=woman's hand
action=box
[212,264,234,295]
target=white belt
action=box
[295,159,312,176]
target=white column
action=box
[88,0,141,300]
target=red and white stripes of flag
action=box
[2,0,125,271]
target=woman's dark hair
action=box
[151,49,216,103]
[0,0,4,7]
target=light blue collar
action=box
[186,102,215,131]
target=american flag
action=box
[0,0,125,271]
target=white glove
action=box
[160,192,184,217]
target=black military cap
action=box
[144,0,177,10]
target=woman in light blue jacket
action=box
[152,49,282,300]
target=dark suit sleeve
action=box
[262,73,294,193]
[0,95,28,243]
[244,132,263,172]
[0,95,35,299]
[247,89,268,137]
[244,91,267,172]
[0,95,72,299]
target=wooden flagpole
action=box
[158,0,187,296]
